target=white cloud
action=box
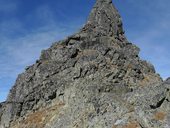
[127,12,170,79]
[0,25,76,79]
[0,23,81,102]
[0,3,84,102]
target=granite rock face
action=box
[0,0,169,128]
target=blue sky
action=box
[0,0,170,102]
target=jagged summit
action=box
[83,0,124,38]
[1,1,170,128]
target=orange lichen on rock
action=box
[154,111,166,121]
[123,122,140,128]
[112,125,117,128]
[11,101,65,128]
[112,122,140,128]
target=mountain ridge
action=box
[1,0,170,128]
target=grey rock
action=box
[0,0,168,128]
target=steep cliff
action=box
[1,0,170,128]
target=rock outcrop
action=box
[1,0,169,128]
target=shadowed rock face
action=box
[0,0,169,128]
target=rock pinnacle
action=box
[1,0,167,128]
[83,0,124,38]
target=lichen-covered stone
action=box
[0,0,169,128]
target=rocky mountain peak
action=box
[84,0,124,38]
[1,1,170,128]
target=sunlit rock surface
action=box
[1,0,169,128]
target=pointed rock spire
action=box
[83,0,124,38]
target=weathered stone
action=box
[0,0,168,128]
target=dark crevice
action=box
[138,122,144,128]
[73,68,82,80]
[130,88,133,92]
[72,60,78,67]
[103,48,111,56]
[166,99,170,102]
[71,49,79,58]
[16,102,23,117]
[150,97,166,109]
[48,92,57,100]
[58,93,64,97]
